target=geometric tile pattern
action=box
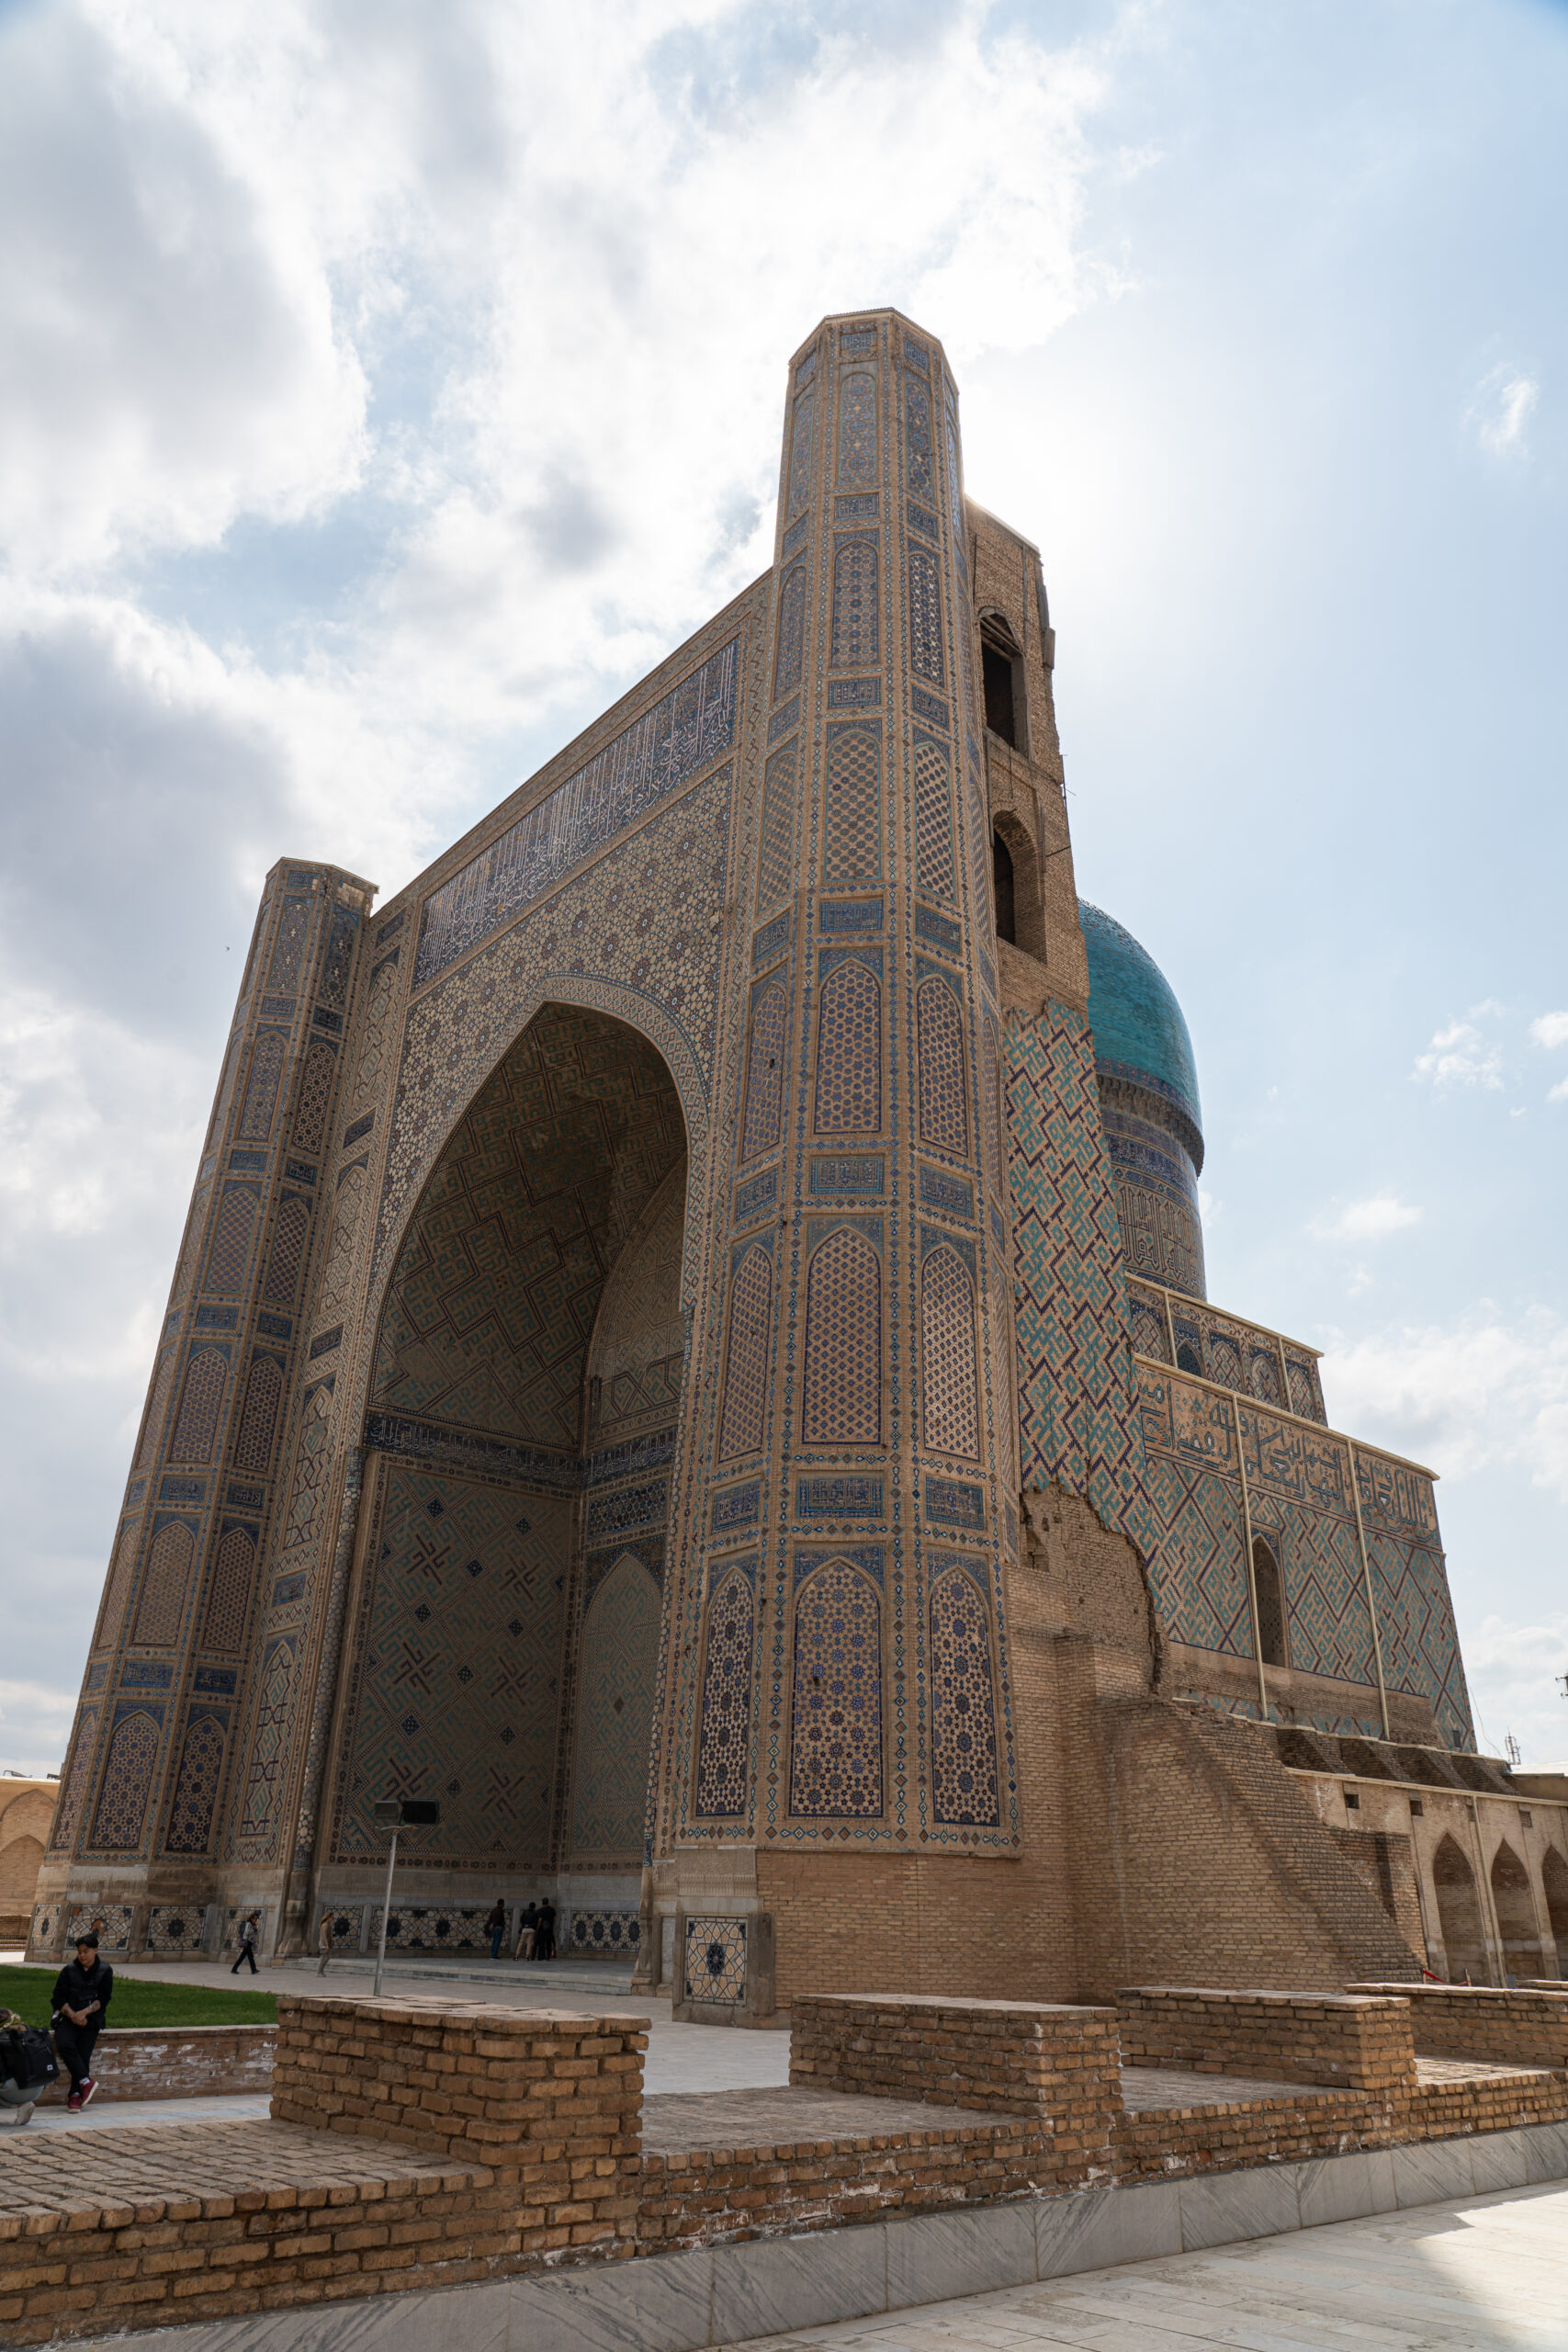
[908,542,944,685]
[201,1523,255,1652]
[568,1907,642,1955]
[980,1016,1001,1198]
[685,1916,747,2004]
[717,1245,773,1461]
[742,976,789,1162]
[49,1708,98,1853]
[1358,1449,1475,1748]
[317,1166,365,1324]
[823,727,880,885]
[929,1562,999,1829]
[265,898,313,992]
[814,959,881,1136]
[757,741,798,912]
[914,739,955,899]
[131,1520,194,1646]
[903,371,934,500]
[261,1194,311,1308]
[569,1553,661,1864]
[237,1032,284,1142]
[164,1713,226,1853]
[146,1905,209,1952]
[333,1467,570,1863]
[279,1385,333,1560]
[414,636,739,985]
[237,1635,296,1849]
[788,391,815,516]
[89,1707,160,1851]
[829,537,879,669]
[206,1188,258,1295]
[917,978,968,1155]
[168,1347,227,1464]
[1006,1003,1160,1563]
[133,1351,176,1470]
[694,1566,754,1818]
[837,371,876,489]
[802,1227,881,1445]
[919,1242,978,1458]
[231,1354,283,1476]
[291,1038,337,1156]
[789,1559,883,1818]
[589,1163,685,1441]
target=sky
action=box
[2,0,1565,1778]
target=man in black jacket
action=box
[52,1931,113,2111]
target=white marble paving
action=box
[1,2090,273,2133]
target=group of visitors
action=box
[485,1897,557,1961]
[0,1927,113,2124]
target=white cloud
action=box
[1413,1005,1506,1091]
[1311,1194,1421,1244]
[1532,1012,1568,1050]
[1321,1308,1568,1502]
[1465,363,1540,460]
[0,1682,77,1782]
[1461,1614,1568,1773]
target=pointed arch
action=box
[1432,1833,1488,1983]
[929,1563,1000,1829]
[789,1558,883,1818]
[262,1194,311,1306]
[132,1521,195,1645]
[237,1030,286,1142]
[914,738,955,900]
[291,1037,337,1155]
[164,1716,226,1854]
[917,976,968,1154]
[829,536,879,668]
[814,958,881,1135]
[802,1227,881,1445]
[920,1243,978,1458]
[168,1347,228,1464]
[1491,1839,1545,1980]
[694,1568,755,1819]
[1540,1845,1568,1980]
[717,1245,773,1461]
[205,1184,259,1295]
[90,1710,162,1850]
[1251,1536,1290,1669]
[202,1523,256,1653]
[740,973,789,1162]
[231,1354,283,1476]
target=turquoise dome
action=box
[1078,900,1203,1150]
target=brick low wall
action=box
[33,2027,275,2107]
[1347,1984,1568,2072]
[268,1995,644,2265]
[1118,1987,1416,2093]
[789,1993,1120,2188]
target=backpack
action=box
[1,2028,59,2092]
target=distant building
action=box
[34,311,1568,2002]
[0,1779,57,1946]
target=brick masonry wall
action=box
[1347,1984,1568,2071]
[32,2027,274,2107]
[1118,1988,1417,2093]
[789,1993,1120,2186]
[268,1995,644,2264]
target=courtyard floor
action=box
[720,2178,1568,2352]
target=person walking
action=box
[536,1898,556,1963]
[486,1898,508,1961]
[52,1930,113,2111]
[513,1900,538,1961]
[316,1911,334,1975]
[231,1912,261,1974]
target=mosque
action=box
[31,311,1568,2008]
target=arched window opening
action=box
[1251,1537,1289,1669]
[1490,1840,1545,1982]
[992,832,1016,945]
[1431,1834,1488,1983]
[981,621,1019,747]
[1540,1846,1568,1980]
[1176,1341,1203,1377]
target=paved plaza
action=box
[724,2179,1568,2352]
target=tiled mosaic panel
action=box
[261,1195,311,1308]
[50,1708,98,1853]
[814,958,881,1135]
[929,1564,1000,1829]
[694,1567,754,1818]
[920,1241,979,1459]
[801,1227,881,1445]
[569,1554,661,1865]
[787,388,815,514]
[1240,1405,1375,1686]
[66,1903,132,1955]
[908,541,945,684]
[917,978,968,1153]
[1360,1454,1474,1745]
[837,368,876,485]
[371,1006,684,1452]
[376,754,732,1283]
[685,1915,746,2003]
[789,1561,883,1817]
[569,1907,641,1954]
[774,561,807,697]
[1006,1004,1159,1562]
[334,1467,570,1863]
[237,1030,284,1140]
[163,1714,226,1854]
[168,1346,227,1464]
[914,739,955,900]
[756,741,797,911]
[133,1521,193,1645]
[717,1245,773,1461]
[414,636,738,984]
[371,1905,491,1952]
[291,1037,336,1156]
[206,1188,257,1294]
[823,726,881,885]
[88,1708,161,1851]
[237,1634,296,1849]
[1138,1379,1253,1654]
[741,973,789,1161]
[231,1355,283,1477]
[146,1904,208,1953]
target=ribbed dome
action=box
[1078,900,1203,1166]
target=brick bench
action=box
[1347,1984,1568,2072]
[1119,1985,1416,2093]
[31,2027,274,2107]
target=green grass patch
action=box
[0,1965,276,2030]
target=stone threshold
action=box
[90,2119,1568,2352]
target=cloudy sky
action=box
[3,0,1565,1777]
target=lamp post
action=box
[371,1798,440,1997]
